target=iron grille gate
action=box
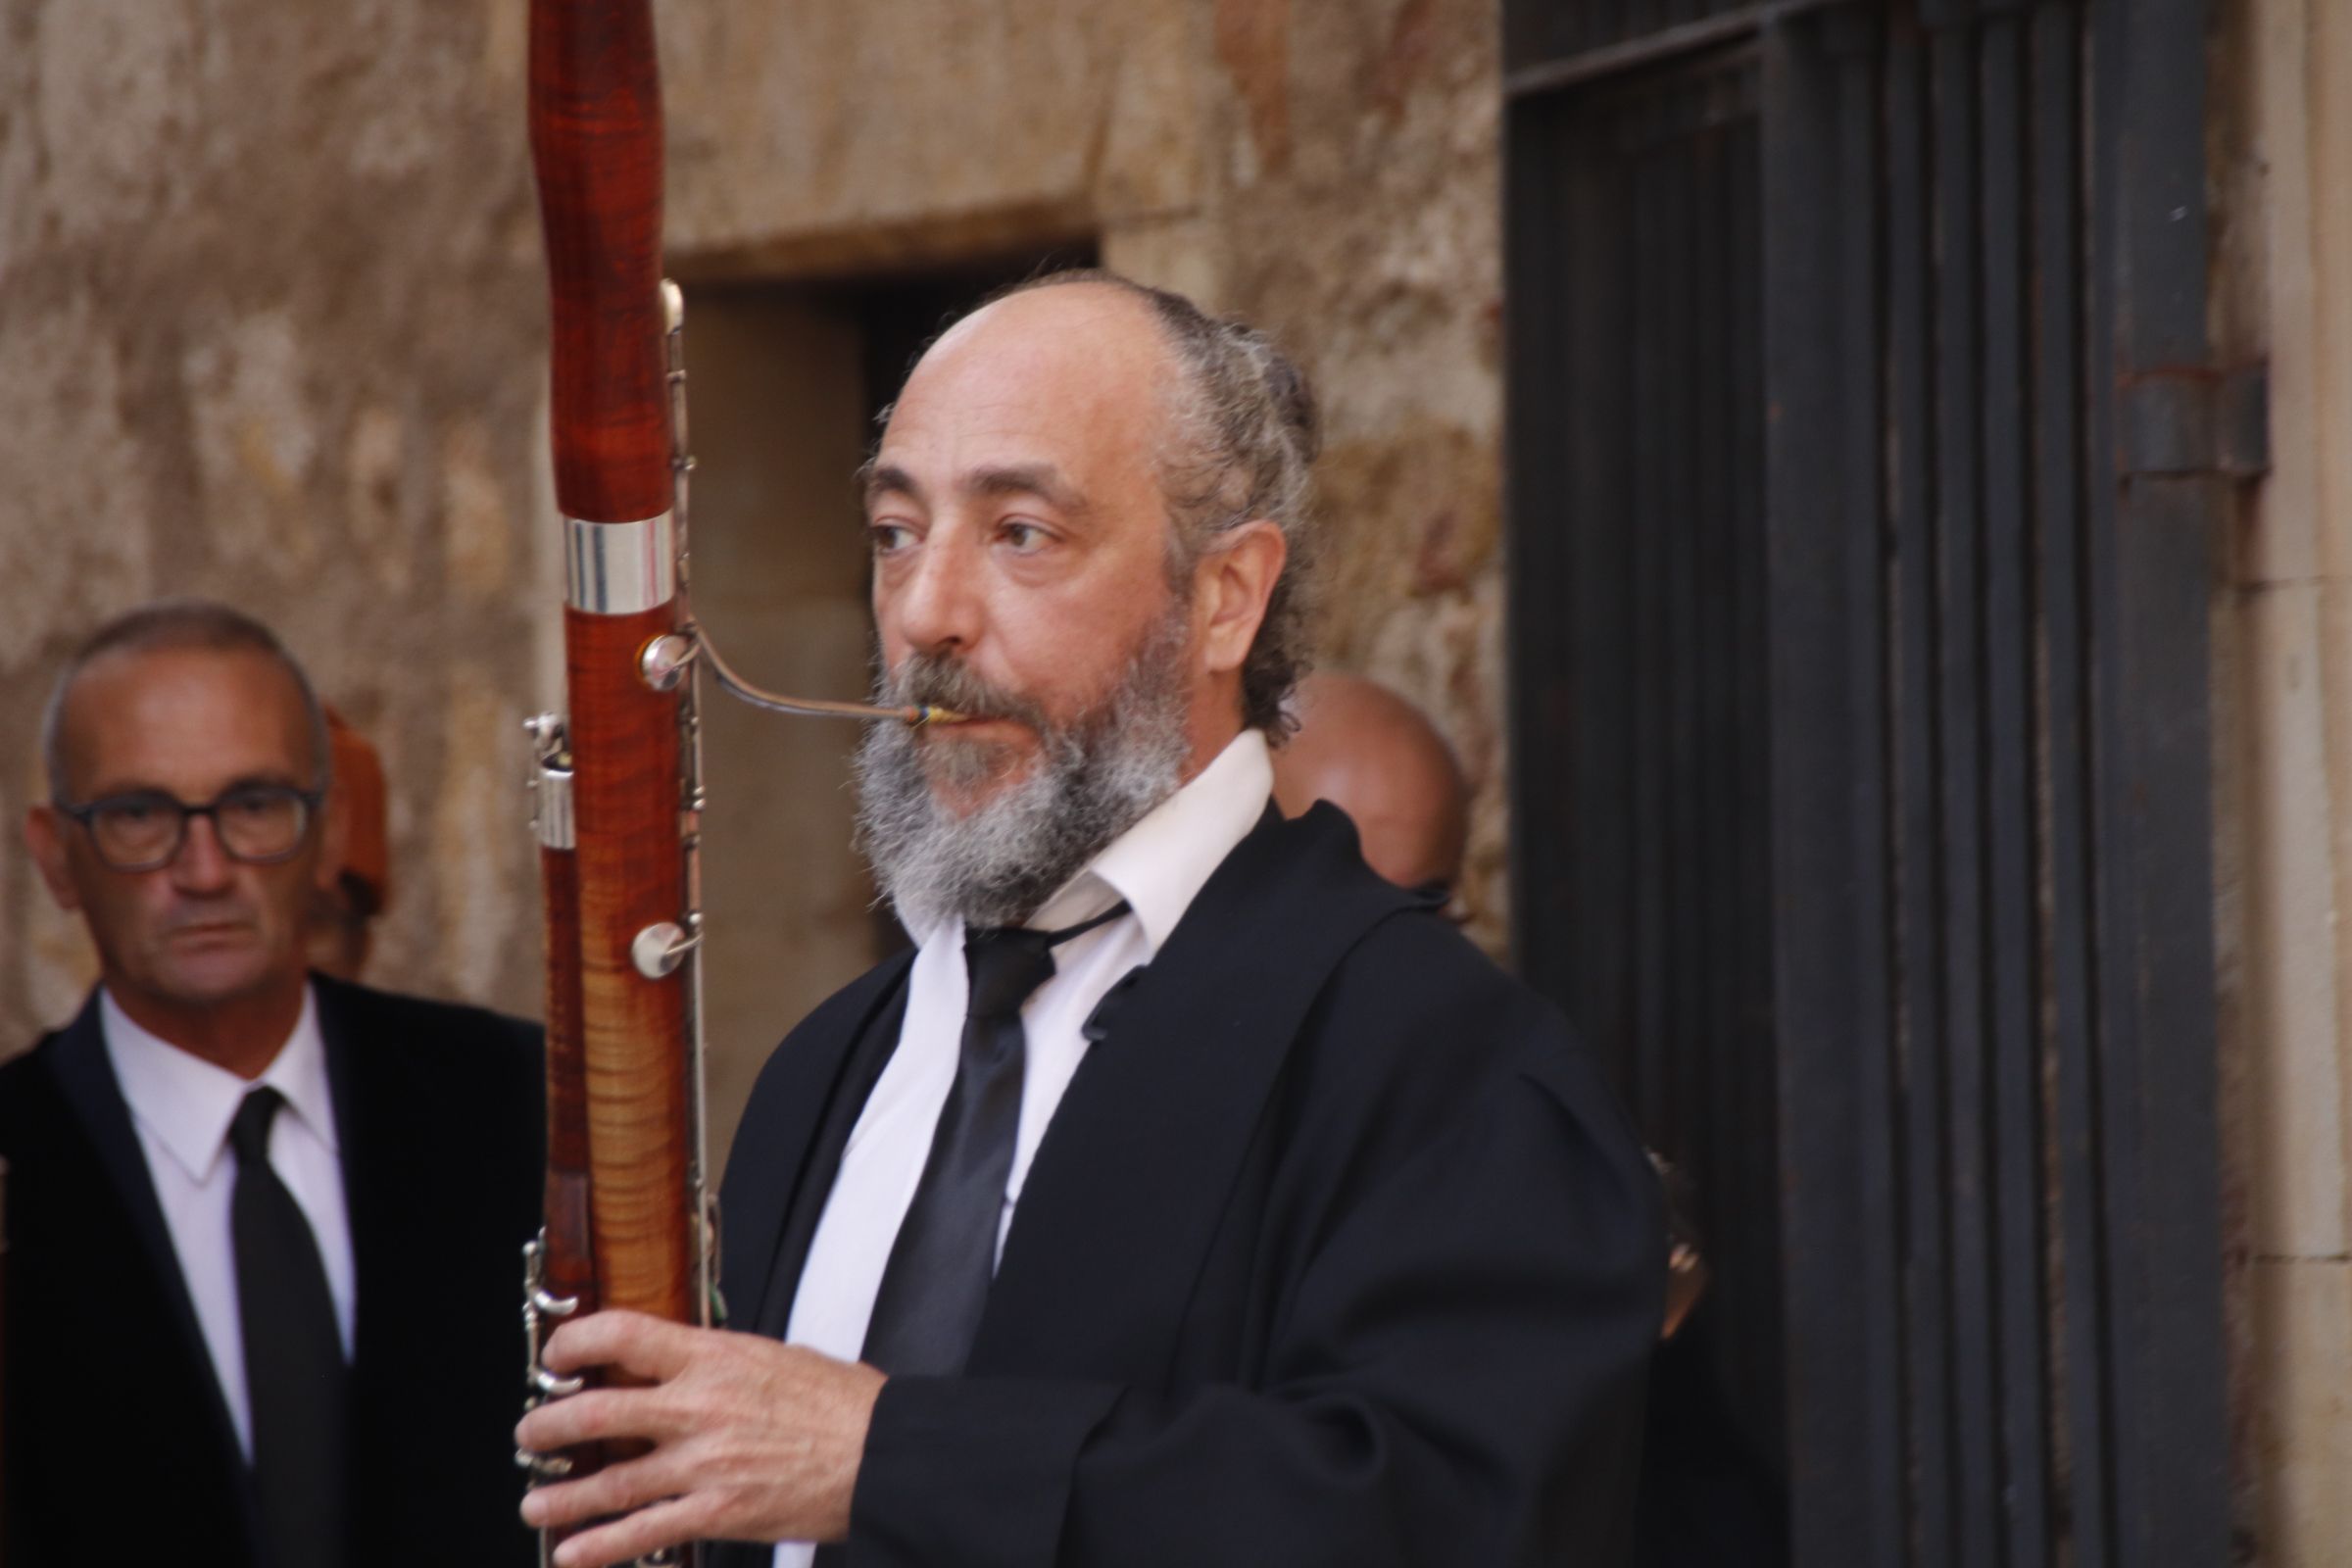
[1502,3,2231,1565]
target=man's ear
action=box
[24,806,83,913]
[314,776,352,895]
[1196,519,1289,678]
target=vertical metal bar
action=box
[2028,8,2114,1562]
[1505,95,1598,1028]
[1930,18,2004,1564]
[2078,1,2147,1552]
[1664,90,1704,1172]
[1591,104,1643,1098]
[1690,77,1747,1394]
[1727,98,1788,1467]
[1829,10,1907,1562]
[1976,15,2054,1564]
[1762,13,1868,1559]
[1631,124,1674,1139]
[1885,11,1956,1560]
[2084,0,2232,1558]
[1503,94,1562,997]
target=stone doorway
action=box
[675,245,1097,1170]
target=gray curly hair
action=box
[976,269,1322,735]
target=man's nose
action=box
[888,527,985,656]
[169,813,238,892]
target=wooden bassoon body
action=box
[518,2,711,1562]
[513,8,958,1560]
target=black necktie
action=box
[229,1087,348,1568]
[858,901,1130,1377]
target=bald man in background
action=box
[1272,671,1706,1325]
[1271,671,1470,894]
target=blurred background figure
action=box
[306,709,391,983]
[1271,671,1471,896]
[2,601,541,1568]
[1272,665,1761,1566]
[1274,668,1705,1331]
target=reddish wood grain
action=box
[564,604,693,1326]
[540,842,592,1182]
[529,0,671,526]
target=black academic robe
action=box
[714,804,1666,1568]
[0,975,544,1568]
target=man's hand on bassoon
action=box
[514,1308,887,1567]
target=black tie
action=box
[858,902,1130,1378]
[229,1087,348,1568]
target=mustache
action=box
[879,655,1053,732]
[156,901,261,937]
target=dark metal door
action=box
[1503,3,2231,1563]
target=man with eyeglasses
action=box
[0,599,544,1568]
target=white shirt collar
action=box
[101,984,338,1184]
[909,728,1275,956]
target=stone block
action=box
[662,0,1135,270]
[26,0,198,246]
[347,403,416,595]
[1093,1,1209,222]
[2239,580,2352,1257]
[0,293,156,674]
[442,419,514,598]
[1102,218,1230,311]
[2248,1257,2352,1565]
[2312,0,2352,584]
[2240,0,2317,586]
[181,309,323,575]
[430,667,523,1004]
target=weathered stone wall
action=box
[0,0,560,1050]
[2209,0,2352,1559]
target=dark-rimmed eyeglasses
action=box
[52,784,325,873]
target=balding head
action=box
[1272,672,1469,891]
[856,275,1303,928]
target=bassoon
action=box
[515,6,951,1563]
[516,3,705,1562]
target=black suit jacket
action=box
[0,975,545,1568]
[715,804,1665,1568]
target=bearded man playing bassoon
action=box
[515,271,1665,1568]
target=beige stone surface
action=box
[660,0,1124,274]
[2238,581,2351,1257]
[2249,1259,2352,1567]
[0,0,555,1054]
[0,294,158,673]
[2312,0,2352,585]
[2237,0,2315,585]
[1205,0,1510,942]
[2215,0,2352,1555]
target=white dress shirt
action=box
[101,984,357,1461]
[773,729,1274,1565]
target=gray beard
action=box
[854,612,1193,931]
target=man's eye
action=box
[220,789,282,821]
[1001,520,1050,553]
[104,800,163,826]
[869,522,915,555]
